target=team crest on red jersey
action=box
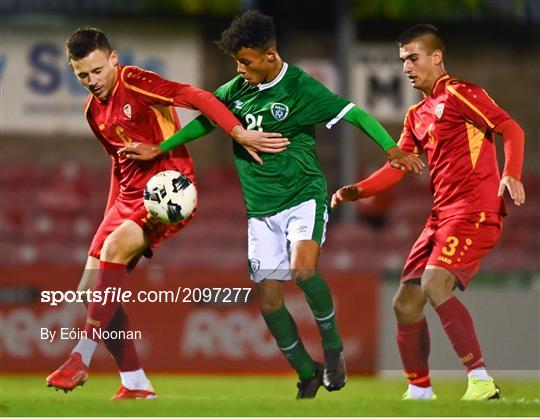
[435,103,445,119]
[123,104,132,119]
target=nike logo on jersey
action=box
[234,100,244,109]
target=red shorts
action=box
[88,197,193,260]
[401,212,503,289]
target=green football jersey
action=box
[214,63,352,218]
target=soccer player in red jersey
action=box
[46,28,288,399]
[332,24,525,401]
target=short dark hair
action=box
[397,24,445,54]
[216,10,276,55]
[66,27,112,61]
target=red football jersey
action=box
[84,65,239,201]
[399,75,511,218]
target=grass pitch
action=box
[1,374,539,416]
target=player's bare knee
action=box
[101,235,122,261]
[291,268,316,282]
[420,279,436,298]
[101,235,138,263]
[392,295,416,318]
[391,294,404,315]
[421,279,450,307]
[259,299,284,313]
[258,290,284,313]
[392,284,425,320]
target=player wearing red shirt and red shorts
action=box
[46,28,288,399]
[332,24,525,401]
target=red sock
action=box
[435,296,485,372]
[84,261,126,338]
[397,318,431,387]
[103,305,142,371]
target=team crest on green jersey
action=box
[271,103,289,121]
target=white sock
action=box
[408,384,434,399]
[72,338,98,366]
[468,367,490,381]
[120,369,150,390]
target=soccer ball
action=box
[143,170,197,224]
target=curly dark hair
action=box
[66,27,112,61]
[397,24,445,54]
[216,10,276,55]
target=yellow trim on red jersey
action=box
[446,82,495,129]
[481,88,499,106]
[121,66,174,104]
[465,122,484,169]
[431,74,450,96]
[151,104,177,140]
[83,94,93,117]
[110,75,121,97]
[398,102,423,146]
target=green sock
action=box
[262,305,316,380]
[296,273,343,350]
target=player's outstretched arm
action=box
[494,118,526,206]
[121,67,288,163]
[120,115,290,164]
[385,146,424,174]
[331,184,360,208]
[172,83,291,163]
[343,106,424,174]
[331,163,405,209]
[119,115,216,161]
[230,126,290,164]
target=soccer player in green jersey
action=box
[121,10,424,399]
